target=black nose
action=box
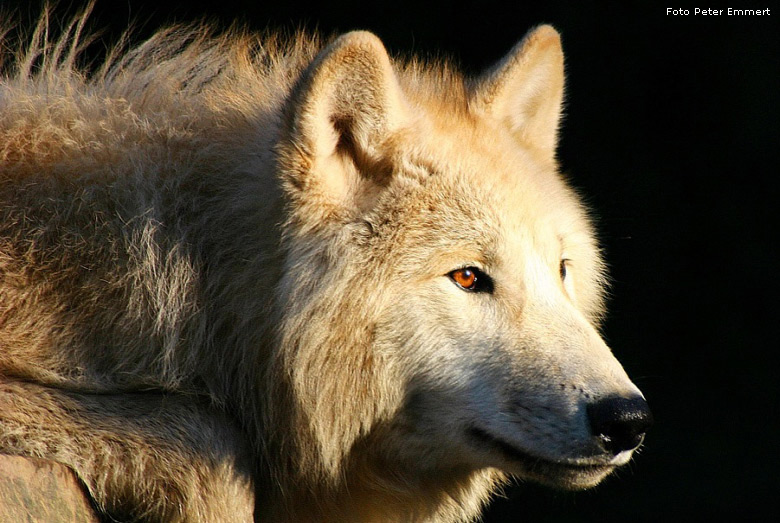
[587,396,653,454]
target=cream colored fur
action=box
[0,6,645,522]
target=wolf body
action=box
[0,11,651,522]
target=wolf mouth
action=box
[467,426,614,485]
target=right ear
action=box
[470,25,564,158]
[278,31,409,217]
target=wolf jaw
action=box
[467,425,626,489]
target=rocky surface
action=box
[0,454,99,522]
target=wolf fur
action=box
[0,6,650,522]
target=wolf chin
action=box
[0,7,652,522]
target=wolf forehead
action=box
[352,168,571,251]
[339,131,594,259]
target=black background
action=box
[4,1,778,520]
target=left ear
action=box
[277,31,409,217]
[470,25,564,157]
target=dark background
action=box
[4,1,778,520]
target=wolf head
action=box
[272,26,651,503]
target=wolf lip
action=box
[467,426,615,485]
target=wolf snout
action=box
[587,396,653,454]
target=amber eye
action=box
[448,267,494,293]
[451,268,477,289]
[560,259,570,281]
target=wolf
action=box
[0,7,652,522]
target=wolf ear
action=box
[279,31,408,214]
[471,25,564,157]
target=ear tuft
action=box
[471,25,564,157]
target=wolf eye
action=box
[448,267,493,293]
[560,259,570,281]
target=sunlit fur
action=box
[0,4,644,522]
